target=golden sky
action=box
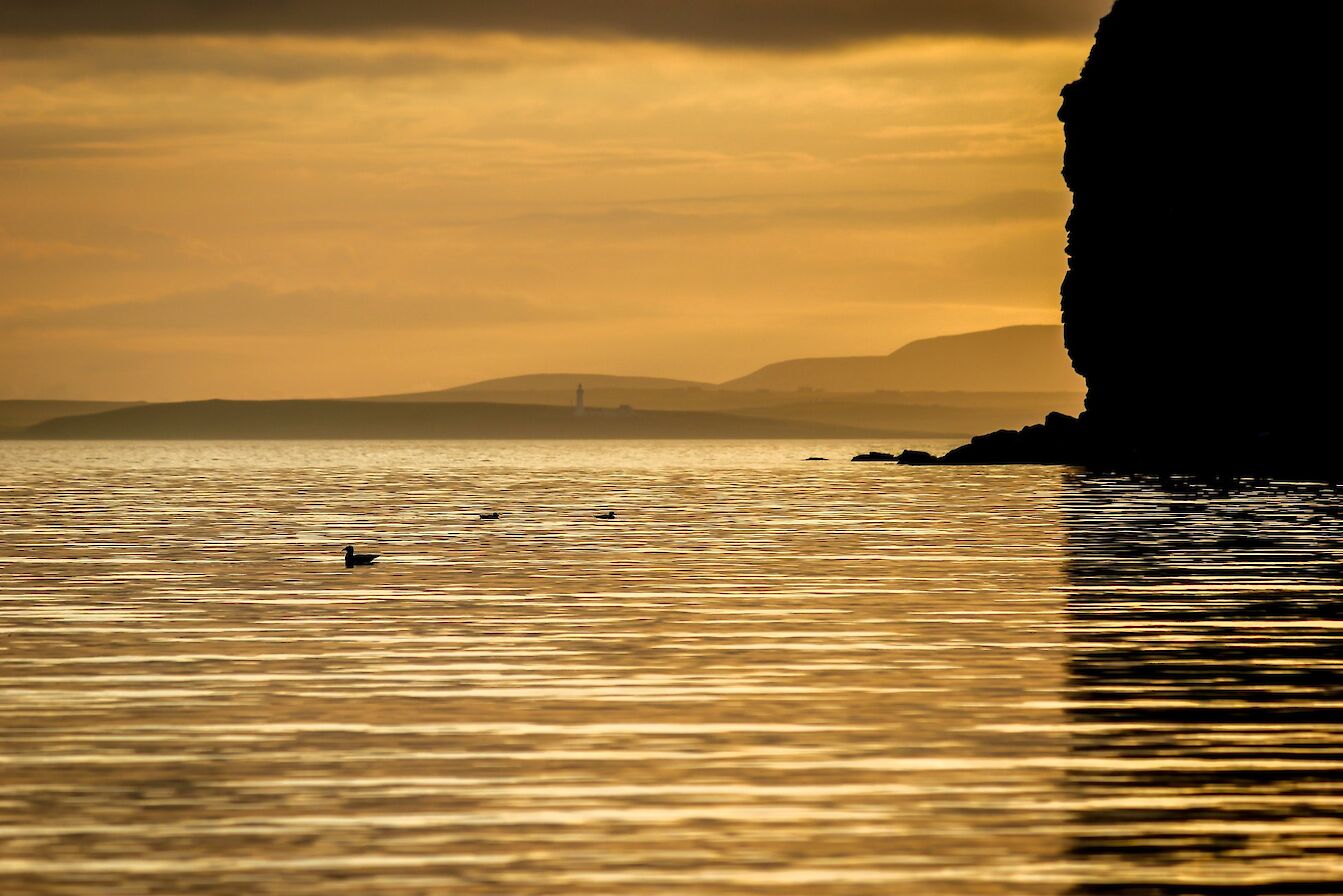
[0,3,1110,399]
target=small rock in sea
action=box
[852,451,898,463]
[895,450,938,465]
[805,457,829,461]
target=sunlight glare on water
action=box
[1,441,1341,895]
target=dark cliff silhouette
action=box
[906,1,1338,477]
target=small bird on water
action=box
[343,545,379,568]
[595,511,616,520]
[479,512,501,520]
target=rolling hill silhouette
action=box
[360,325,1082,401]
[7,324,1086,439]
[370,373,711,401]
[0,400,143,432]
[718,325,1079,393]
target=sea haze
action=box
[1,441,1340,895]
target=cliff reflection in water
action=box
[1060,475,1343,895]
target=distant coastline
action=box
[7,399,908,441]
[2,324,1084,441]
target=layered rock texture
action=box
[914,1,1337,476]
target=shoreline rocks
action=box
[852,451,898,463]
[898,412,1339,481]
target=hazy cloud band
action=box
[0,1,1113,46]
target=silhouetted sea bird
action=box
[479,512,501,520]
[343,545,379,568]
[595,511,616,520]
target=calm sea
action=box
[2,441,1341,895]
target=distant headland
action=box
[17,400,892,441]
[3,325,1083,440]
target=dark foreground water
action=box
[1,441,1341,895]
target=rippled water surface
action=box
[2,441,1341,895]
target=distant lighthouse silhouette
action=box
[575,383,585,416]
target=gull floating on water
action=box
[343,545,379,568]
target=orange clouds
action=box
[2,1,1112,46]
[0,34,1093,399]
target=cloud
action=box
[467,188,1068,239]
[0,1,1113,46]
[0,36,512,83]
[0,122,172,160]
[0,117,265,160]
[0,27,1083,399]
[7,283,567,334]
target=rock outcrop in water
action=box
[852,451,898,463]
[905,0,1337,477]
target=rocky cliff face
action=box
[913,1,1336,475]
[1061,0,1332,456]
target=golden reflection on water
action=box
[0,441,1340,895]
